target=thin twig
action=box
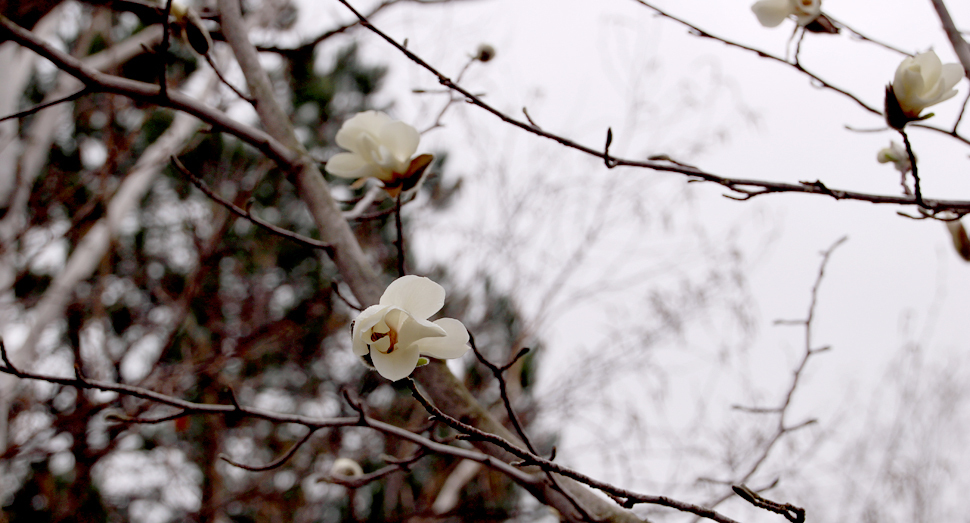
[319,451,427,488]
[105,409,188,425]
[0,88,88,123]
[170,156,335,255]
[952,87,970,133]
[707,237,847,514]
[330,281,363,311]
[633,0,879,115]
[158,0,174,99]
[394,193,406,277]
[0,339,538,484]
[468,335,536,454]
[0,15,301,170]
[256,0,406,55]
[332,1,970,213]
[466,335,596,521]
[220,429,317,471]
[203,53,254,103]
[825,15,914,56]
[899,130,924,207]
[733,485,805,523]
[405,379,740,523]
[632,0,969,151]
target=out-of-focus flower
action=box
[751,0,821,27]
[885,50,964,129]
[330,458,364,478]
[352,276,470,381]
[876,141,912,174]
[325,111,433,197]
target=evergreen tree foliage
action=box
[0,5,543,522]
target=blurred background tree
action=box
[0,2,545,521]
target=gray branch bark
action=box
[930,0,970,77]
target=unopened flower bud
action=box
[330,458,364,478]
[475,44,496,63]
[886,50,964,128]
[169,1,212,55]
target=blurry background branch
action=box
[0,340,542,486]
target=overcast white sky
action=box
[290,0,970,506]
[300,0,970,519]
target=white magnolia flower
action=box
[752,0,821,27]
[325,111,432,196]
[352,276,470,381]
[888,51,964,125]
[330,458,364,478]
[791,0,821,26]
[876,141,911,174]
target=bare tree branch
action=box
[215,3,643,520]
[0,339,541,485]
[170,156,335,254]
[930,0,970,77]
[336,0,970,212]
[0,15,299,168]
[216,0,383,305]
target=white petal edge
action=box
[379,121,420,163]
[915,51,942,83]
[940,63,966,91]
[335,111,392,152]
[390,310,447,351]
[413,318,470,360]
[352,305,390,356]
[379,276,445,320]
[371,342,421,381]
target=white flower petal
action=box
[892,51,963,118]
[751,0,794,27]
[379,276,445,320]
[380,121,420,164]
[371,342,421,381]
[330,111,421,186]
[352,305,390,356]
[940,63,966,91]
[326,152,378,179]
[396,314,447,351]
[335,111,391,152]
[916,51,941,80]
[413,318,470,359]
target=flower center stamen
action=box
[369,328,398,354]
